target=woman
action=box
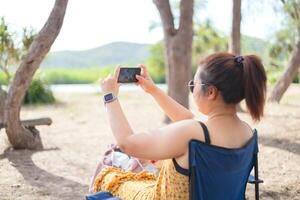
[95,52,267,199]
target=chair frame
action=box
[247,153,264,200]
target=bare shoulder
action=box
[240,120,255,137]
[172,119,206,169]
[168,118,206,143]
[168,118,199,128]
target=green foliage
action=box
[193,21,228,56]
[268,28,297,64]
[267,68,300,84]
[23,79,55,105]
[0,16,36,82]
[268,0,300,63]
[0,67,115,85]
[0,17,19,81]
[21,27,37,52]
[293,72,300,83]
[266,0,300,85]
[146,42,166,83]
[0,72,8,85]
[267,69,285,85]
[281,0,300,32]
[192,20,228,75]
[36,67,114,84]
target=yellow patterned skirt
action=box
[93,159,189,200]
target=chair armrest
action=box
[248,174,264,184]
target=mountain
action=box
[41,36,269,68]
[41,42,151,68]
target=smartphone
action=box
[117,67,141,83]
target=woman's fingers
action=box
[140,64,147,70]
[113,65,120,80]
[139,64,149,77]
[136,74,146,84]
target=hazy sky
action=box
[0,0,282,52]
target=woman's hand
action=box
[136,64,158,94]
[100,66,121,96]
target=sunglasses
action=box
[188,80,207,93]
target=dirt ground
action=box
[0,84,299,200]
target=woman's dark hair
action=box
[198,52,267,121]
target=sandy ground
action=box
[0,84,299,200]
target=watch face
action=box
[104,93,113,101]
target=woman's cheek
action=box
[194,92,206,114]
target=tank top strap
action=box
[198,121,211,144]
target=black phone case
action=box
[117,67,141,83]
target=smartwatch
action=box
[103,92,117,104]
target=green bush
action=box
[267,69,284,85]
[267,69,299,85]
[146,42,166,83]
[23,79,55,105]
[0,73,9,85]
[292,72,300,83]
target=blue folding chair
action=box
[189,121,263,200]
[86,191,121,200]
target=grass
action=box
[0,67,115,85]
[36,67,114,84]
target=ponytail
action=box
[243,55,267,121]
[199,52,267,121]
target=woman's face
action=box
[193,67,222,115]
[193,68,209,114]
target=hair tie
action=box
[234,55,244,64]
[234,55,244,69]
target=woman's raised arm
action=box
[100,66,200,160]
[136,64,195,122]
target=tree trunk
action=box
[153,0,194,124]
[269,39,300,102]
[4,0,68,149]
[230,0,241,55]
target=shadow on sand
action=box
[0,147,88,199]
[259,136,300,156]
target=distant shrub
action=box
[0,73,9,85]
[146,42,166,83]
[267,69,300,85]
[23,79,55,105]
[267,69,284,85]
[293,72,300,83]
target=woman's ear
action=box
[206,86,218,100]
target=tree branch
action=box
[178,0,194,33]
[153,0,177,36]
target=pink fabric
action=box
[88,144,146,194]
